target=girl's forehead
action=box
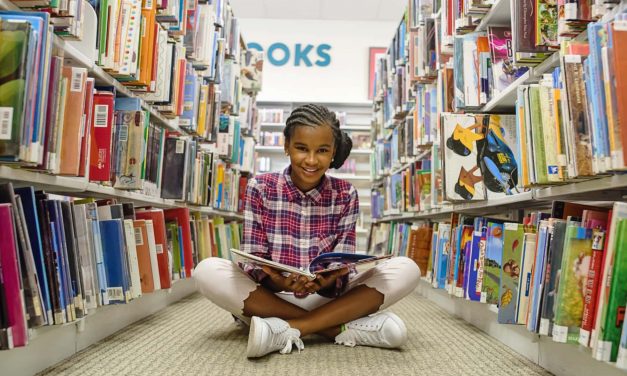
[291,124,335,141]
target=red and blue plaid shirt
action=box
[241,167,359,294]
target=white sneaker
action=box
[335,312,407,348]
[246,316,304,358]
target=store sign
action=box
[247,42,332,67]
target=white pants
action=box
[193,256,420,323]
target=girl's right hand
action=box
[261,265,310,293]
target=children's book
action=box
[230,249,393,281]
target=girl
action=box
[194,104,420,358]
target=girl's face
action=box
[285,124,336,192]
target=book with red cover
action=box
[135,208,171,289]
[0,204,27,347]
[88,91,115,182]
[163,207,193,278]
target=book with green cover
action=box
[596,219,627,362]
[552,225,593,344]
[528,85,548,184]
[0,19,29,160]
[499,222,525,324]
[166,222,182,280]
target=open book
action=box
[230,248,393,280]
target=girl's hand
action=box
[261,266,310,293]
[304,266,350,294]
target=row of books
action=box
[0,183,242,350]
[0,3,264,166]
[370,200,627,369]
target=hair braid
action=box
[284,104,353,169]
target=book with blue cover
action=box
[99,220,130,304]
[15,186,51,324]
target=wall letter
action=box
[315,44,332,67]
[267,43,290,66]
[294,44,314,67]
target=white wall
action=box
[239,18,398,104]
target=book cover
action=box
[160,138,187,200]
[499,223,525,324]
[0,19,30,161]
[539,220,567,336]
[553,225,593,343]
[135,208,171,289]
[596,219,627,361]
[88,91,115,182]
[517,232,537,325]
[163,207,193,278]
[144,220,161,291]
[0,203,27,347]
[487,26,528,96]
[442,113,486,201]
[59,67,87,175]
[132,220,155,294]
[482,222,503,305]
[99,219,130,304]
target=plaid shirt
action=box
[241,167,359,296]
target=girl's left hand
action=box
[305,266,349,293]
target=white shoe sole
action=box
[247,316,267,358]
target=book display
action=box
[0,0,262,373]
[254,101,374,250]
[369,1,627,375]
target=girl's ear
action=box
[284,142,289,156]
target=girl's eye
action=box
[318,149,329,153]
[296,146,307,151]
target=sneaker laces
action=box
[278,328,304,354]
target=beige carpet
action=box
[38,292,552,376]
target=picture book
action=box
[230,249,393,281]
[482,222,503,305]
[553,225,593,344]
[487,27,528,96]
[499,223,525,324]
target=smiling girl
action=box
[194,104,420,358]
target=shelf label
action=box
[0,107,13,140]
[552,324,568,343]
[94,105,109,127]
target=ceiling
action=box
[228,0,407,21]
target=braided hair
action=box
[283,104,353,169]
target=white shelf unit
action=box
[255,101,374,249]
[416,279,626,376]
[0,279,196,376]
[375,3,627,376]
[0,1,247,373]
[0,166,244,221]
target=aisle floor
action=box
[38,292,552,376]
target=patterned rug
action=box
[38,292,552,376]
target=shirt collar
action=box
[282,166,330,204]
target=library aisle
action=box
[37,291,548,376]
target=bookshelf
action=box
[0,0,257,372]
[254,100,374,250]
[372,1,627,375]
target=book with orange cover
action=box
[133,220,155,293]
[78,78,95,177]
[134,208,171,288]
[59,66,87,175]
